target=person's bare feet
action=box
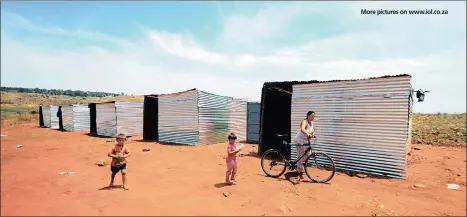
[109,183,114,187]
[122,185,129,190]
[225,181,234,185]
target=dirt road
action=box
[1,123,466,216]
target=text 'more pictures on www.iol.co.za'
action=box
[361,9,449,16]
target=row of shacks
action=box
[39,74,414,179]
[39,89,261,144]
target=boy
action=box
[107,133,132,190]
[226,133,243,185]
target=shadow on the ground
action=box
[98,185,123,190]
[214,183,233,188]
[239,153,261,159]
[86,133,113,139]
[338,169,394,180]
[283,171,302,185]
[156,141,195,147]
[257,172,332,185]
[133,139,157,143]
[257,172,300,184]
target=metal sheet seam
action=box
[115,105,118,135]
[247,103,250,141]
[293,92,410,100]
[197,90,200,143]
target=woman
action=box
[292,111,316,180]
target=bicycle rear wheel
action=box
[304,152,336,183]
[261,149,287,178]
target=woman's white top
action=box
[293,120,314,145]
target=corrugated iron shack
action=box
[260,74,412,179]
[90,101,144,137]
[39,105,60,129]
[144,88,248,145]
[58,104,91,132]
[247,102,260,143]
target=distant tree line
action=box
[1,87,121,97]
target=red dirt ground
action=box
[1,122,466,216]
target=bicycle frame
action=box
[262,135,336,183]
[284,137,317,169]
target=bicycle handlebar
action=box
[282,135,317,146]
[277,134,315,138]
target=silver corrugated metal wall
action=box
[247,102,260,143]
[73,104,90,131]
[290,76,412,179]
[50,105,60,129]
[116,101,144,136]
[228,98,247,141]
[198,91,230,145]
[61,105,74,131]
[42,106,52,128]
[157,90,248,146]
[158,90,199,145]
[96,102,117,137]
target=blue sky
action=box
[1,1,466,113]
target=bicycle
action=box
[260,134,336,183]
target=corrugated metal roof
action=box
[93,101,117,104]
[263,74,411,86]
[147,88,197,98]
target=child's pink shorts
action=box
[226,160,237,175]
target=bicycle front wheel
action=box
[261,149,287,178]
[304,152,336,183]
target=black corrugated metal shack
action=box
[39,105,44,127]
[259,80,318,156]
[88,101,122,136]
[88,103,97,135]
[143,95,159,141]
[57,105,64,131]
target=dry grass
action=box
[412,113,466,146]
[1,92,465,146]
[0,91,144,126]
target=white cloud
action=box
[218,3,317,45]
[1,10,134,47]
[1,2,465,113]
[147,30,228,64]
